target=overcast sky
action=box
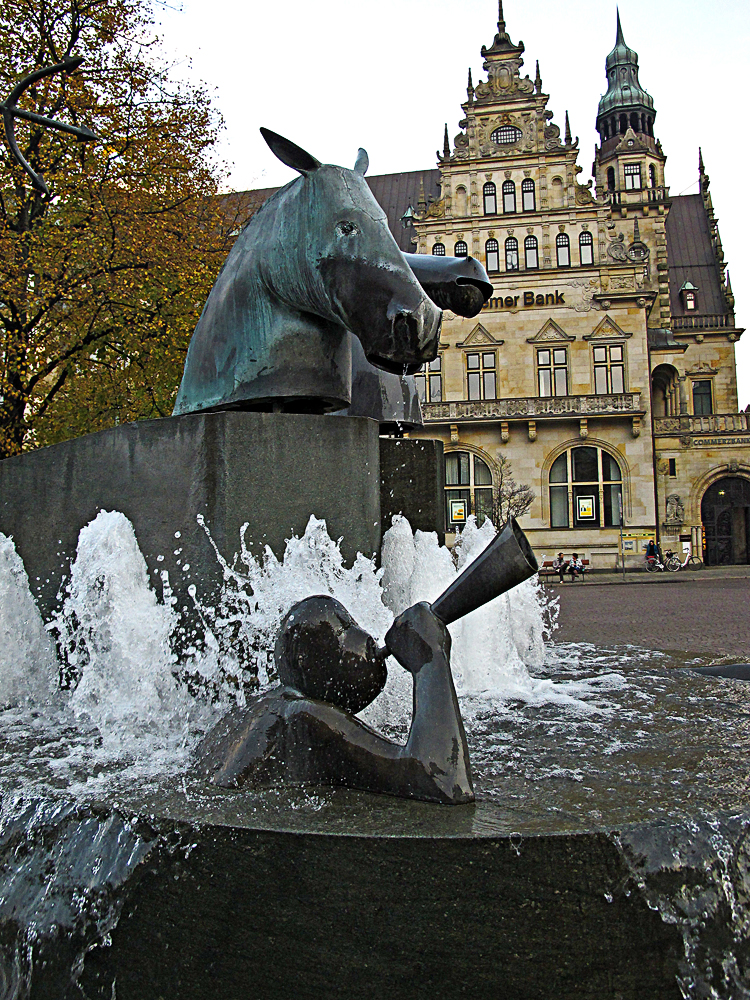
[156,0,750,407]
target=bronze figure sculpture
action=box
[198,519,538,804]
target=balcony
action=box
[654,413,750,437]
[423,392,643,422]
[605,186,667,207]
[672,314,734,331]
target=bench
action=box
[538,557,590,585]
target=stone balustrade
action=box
[672,314,733,330]
[423,392,642,422]
[654,412,750,436]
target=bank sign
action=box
[484,291,566,310]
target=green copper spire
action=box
[596,11,656,142]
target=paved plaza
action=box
[550,566,750,662]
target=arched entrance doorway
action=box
[701,476,750,565]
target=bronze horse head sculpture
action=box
[174,129,445,416]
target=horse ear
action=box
[354,148,369,176]
[260,128,321,175]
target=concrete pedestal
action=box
[0,412,381,639]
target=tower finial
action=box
[498,0,505,32]
[564,111,572,145]
[616,7,625,45]
[443,124,450,158]
[535,60,542,93]
[418,175,427,214]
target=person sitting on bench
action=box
[553,552,567,583]
[568,553,584,581]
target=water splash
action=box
[0,534,58,708]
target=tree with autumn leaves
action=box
[0,0,235,458]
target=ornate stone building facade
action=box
[230,4,748,566]
[407,4,748,567]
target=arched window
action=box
[607,167,615,192]
[454,240,468,258]
[619,113,627,134]
[548,447,623,529]
[491,125,522,145]
[432,242,445,256]
[485,238,499,273]
[579,231,594,266]
[602,120,609,140]
[556,233,570,267]
[505,237,519,271]
[629,112,639,132]
[647,117,653,136]
[445,452,494,529]
[649,164,656,188]
[521,178,535,212]
[502,180,516,214]
[483,182,497,215]
[455,186,468,216]
[524,235,539,269]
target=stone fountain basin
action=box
[3,651,748,1000]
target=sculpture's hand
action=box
[384,602,451,675]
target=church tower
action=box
[593,12,670,330]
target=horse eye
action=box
[337,221,358,237]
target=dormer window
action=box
[679,281,699,311]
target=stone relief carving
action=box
[607,232,629,262]
[564,279,599,314]
[575,182,595,206]
[544,123,562,150]
[665,494,685,524]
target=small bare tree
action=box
[490,453,535,526]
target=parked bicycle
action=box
[645,548,702,573]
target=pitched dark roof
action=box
[219,169,441,252]
[666,194,726,317]
[367,169,441,252]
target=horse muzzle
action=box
[366,297,442,375]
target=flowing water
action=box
[0,511,748,998]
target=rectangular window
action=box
[537,347,568,397]
[603,484,622,526]
[549,486,569,527]
[668,458,677,477]
[414,355,442,403]
[593,344,626,394]
[624,164,641,190]
[693,380,713,415]
[466,352,496,400]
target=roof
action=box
[220,169,441,252]
[666,194,727,316]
